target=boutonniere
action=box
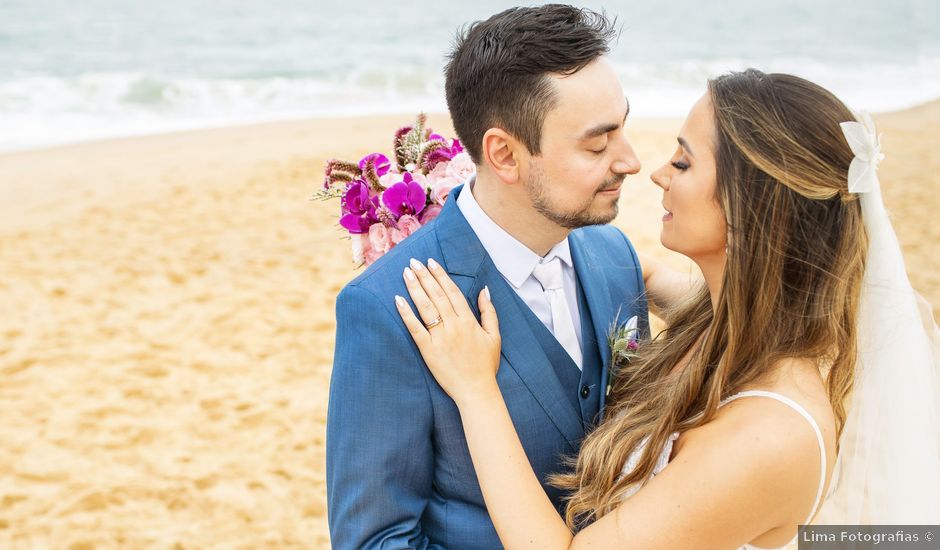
[606,314,640,396]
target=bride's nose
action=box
[651,165,669,190]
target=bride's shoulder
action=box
[710,360,832,444]
[709,358,833,427]
[666,395,823,526]
[677,362,832,493]
[681,387,824,463]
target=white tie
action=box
[531,257,583,370]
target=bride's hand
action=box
[394,258,501,407]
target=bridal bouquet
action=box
[315,114,475,267]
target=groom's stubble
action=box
[525,160,625,229]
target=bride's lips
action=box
[662,204,673,222]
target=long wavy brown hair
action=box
[549,69,869,529]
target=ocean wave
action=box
[1,57,938,152]
[0,70,448,151]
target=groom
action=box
[326,5,648,548]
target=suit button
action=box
[580,385,590,399]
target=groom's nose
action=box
[611,139,641,175]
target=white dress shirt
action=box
[456,179,583,365]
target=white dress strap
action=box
[722,390,827,526]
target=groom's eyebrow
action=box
[579,98,631,140]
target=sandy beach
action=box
[0,103,937,548]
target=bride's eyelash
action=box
[671,161,689,171]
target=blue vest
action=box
[503,273,605,433]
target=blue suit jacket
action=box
[326,184,648,549]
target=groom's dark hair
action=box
[444,4,618,164]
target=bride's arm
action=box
[638,253,702,314]
[452,381,577,548]
[395,260,816,549]
[394,258,573,548]
[462,388,817,549]
[395,261,572,549]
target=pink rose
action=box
[445,152,476,182]
[430,175,461,205]
[397,214,423,238]
[368,223,393,254]
[421,204,443,224]
[390,215,422,245]
[425,163,449,200]
[427,162,449,181]
[364,248,383,266]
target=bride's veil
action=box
[813,134,940,524]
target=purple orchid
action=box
[339,213,373,234]
[341,181,372,215]
[340,185,380,234]
[358,153,391,177]
[382,173,427,218]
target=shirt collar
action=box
[456,177,572,289]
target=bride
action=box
[392,69,940,548]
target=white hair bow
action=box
[839,111,885,193]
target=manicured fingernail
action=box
[404,267,416,281]
[395,295,406,307]
[483,286,490,301]
[409,258,423,271]
[428,258,440,270]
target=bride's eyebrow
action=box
[678,136,695,157]
[578,97,631,141]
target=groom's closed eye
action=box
[579,97,631,142]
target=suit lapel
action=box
[479,262,584,449]
[568,230,614,412]
[437,184,584,450]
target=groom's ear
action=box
[481,128,521,186]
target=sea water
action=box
[0,0,936,151]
